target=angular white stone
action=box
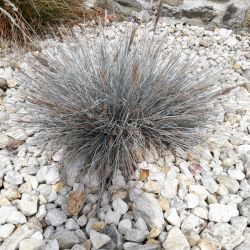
[51,229,79,248]
[6,128,27,140]
[228,169,245,181]
[181,214,206,234]
[36,205,46,220]
[7,211,27,224]
[163,227,190,250]
[18,194,38,216]
[189,185,210,200]
[31,231,43,240]
[0,218,42,250]
[209,204,239,223]
[0,135,10,149]
[191,207,208,220]
[19,239,45,250]
[135,217,148,231]
[105,210,121,225]
[112,198,128,215]
[0,224,15,238]
[45,208,67,226]
[4,170,23,185]
[0,206,17,224]
[201,223,245,250]
[65,218,80,230]
[118,219,132,235]
[185,193,200,209]
[201,177,218,194]
[44,239,59,250]
[77,215,87,227]
[216,175,239,194]
[165,208,180,227]
[89,230,111,249]
[133,193,164,230]
[161,176,178,199]
[45,167,60,185]
[124,229,148,243]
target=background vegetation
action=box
[0,0,84,43]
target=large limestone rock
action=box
[93,0,250,28]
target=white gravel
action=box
[0,17,249,250]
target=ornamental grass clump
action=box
[17,31,221,192]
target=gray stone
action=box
[133,193,164,230]
[164,0,183,6]
[86,218,98,235]
[135,217,148,231]
[124,243,159,250]
[242,153,250,167]
[244,7,250,27]
[235,240,250,250]
[235,227,250,250]
[71,244,87,250]
[230,216,248,234]
[118,219,132,234]
[216,175,239,194]
[44,239,59,250]
[105,210,121,225]
[89,230,111,249]
[112,198,128,215]
[124,229,148,243]
[45,208,67,226]
[51,229,80,249]
[77,215,87,227]
[74,229,87,243]
[123,242,140,250]
[43,226,54,239]
[103,224,123,249]
[65,218,80,230]
[239,198,250,223]
[0,77,8,90]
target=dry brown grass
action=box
[0,0,83,44]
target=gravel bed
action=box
[0,18,250,250]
